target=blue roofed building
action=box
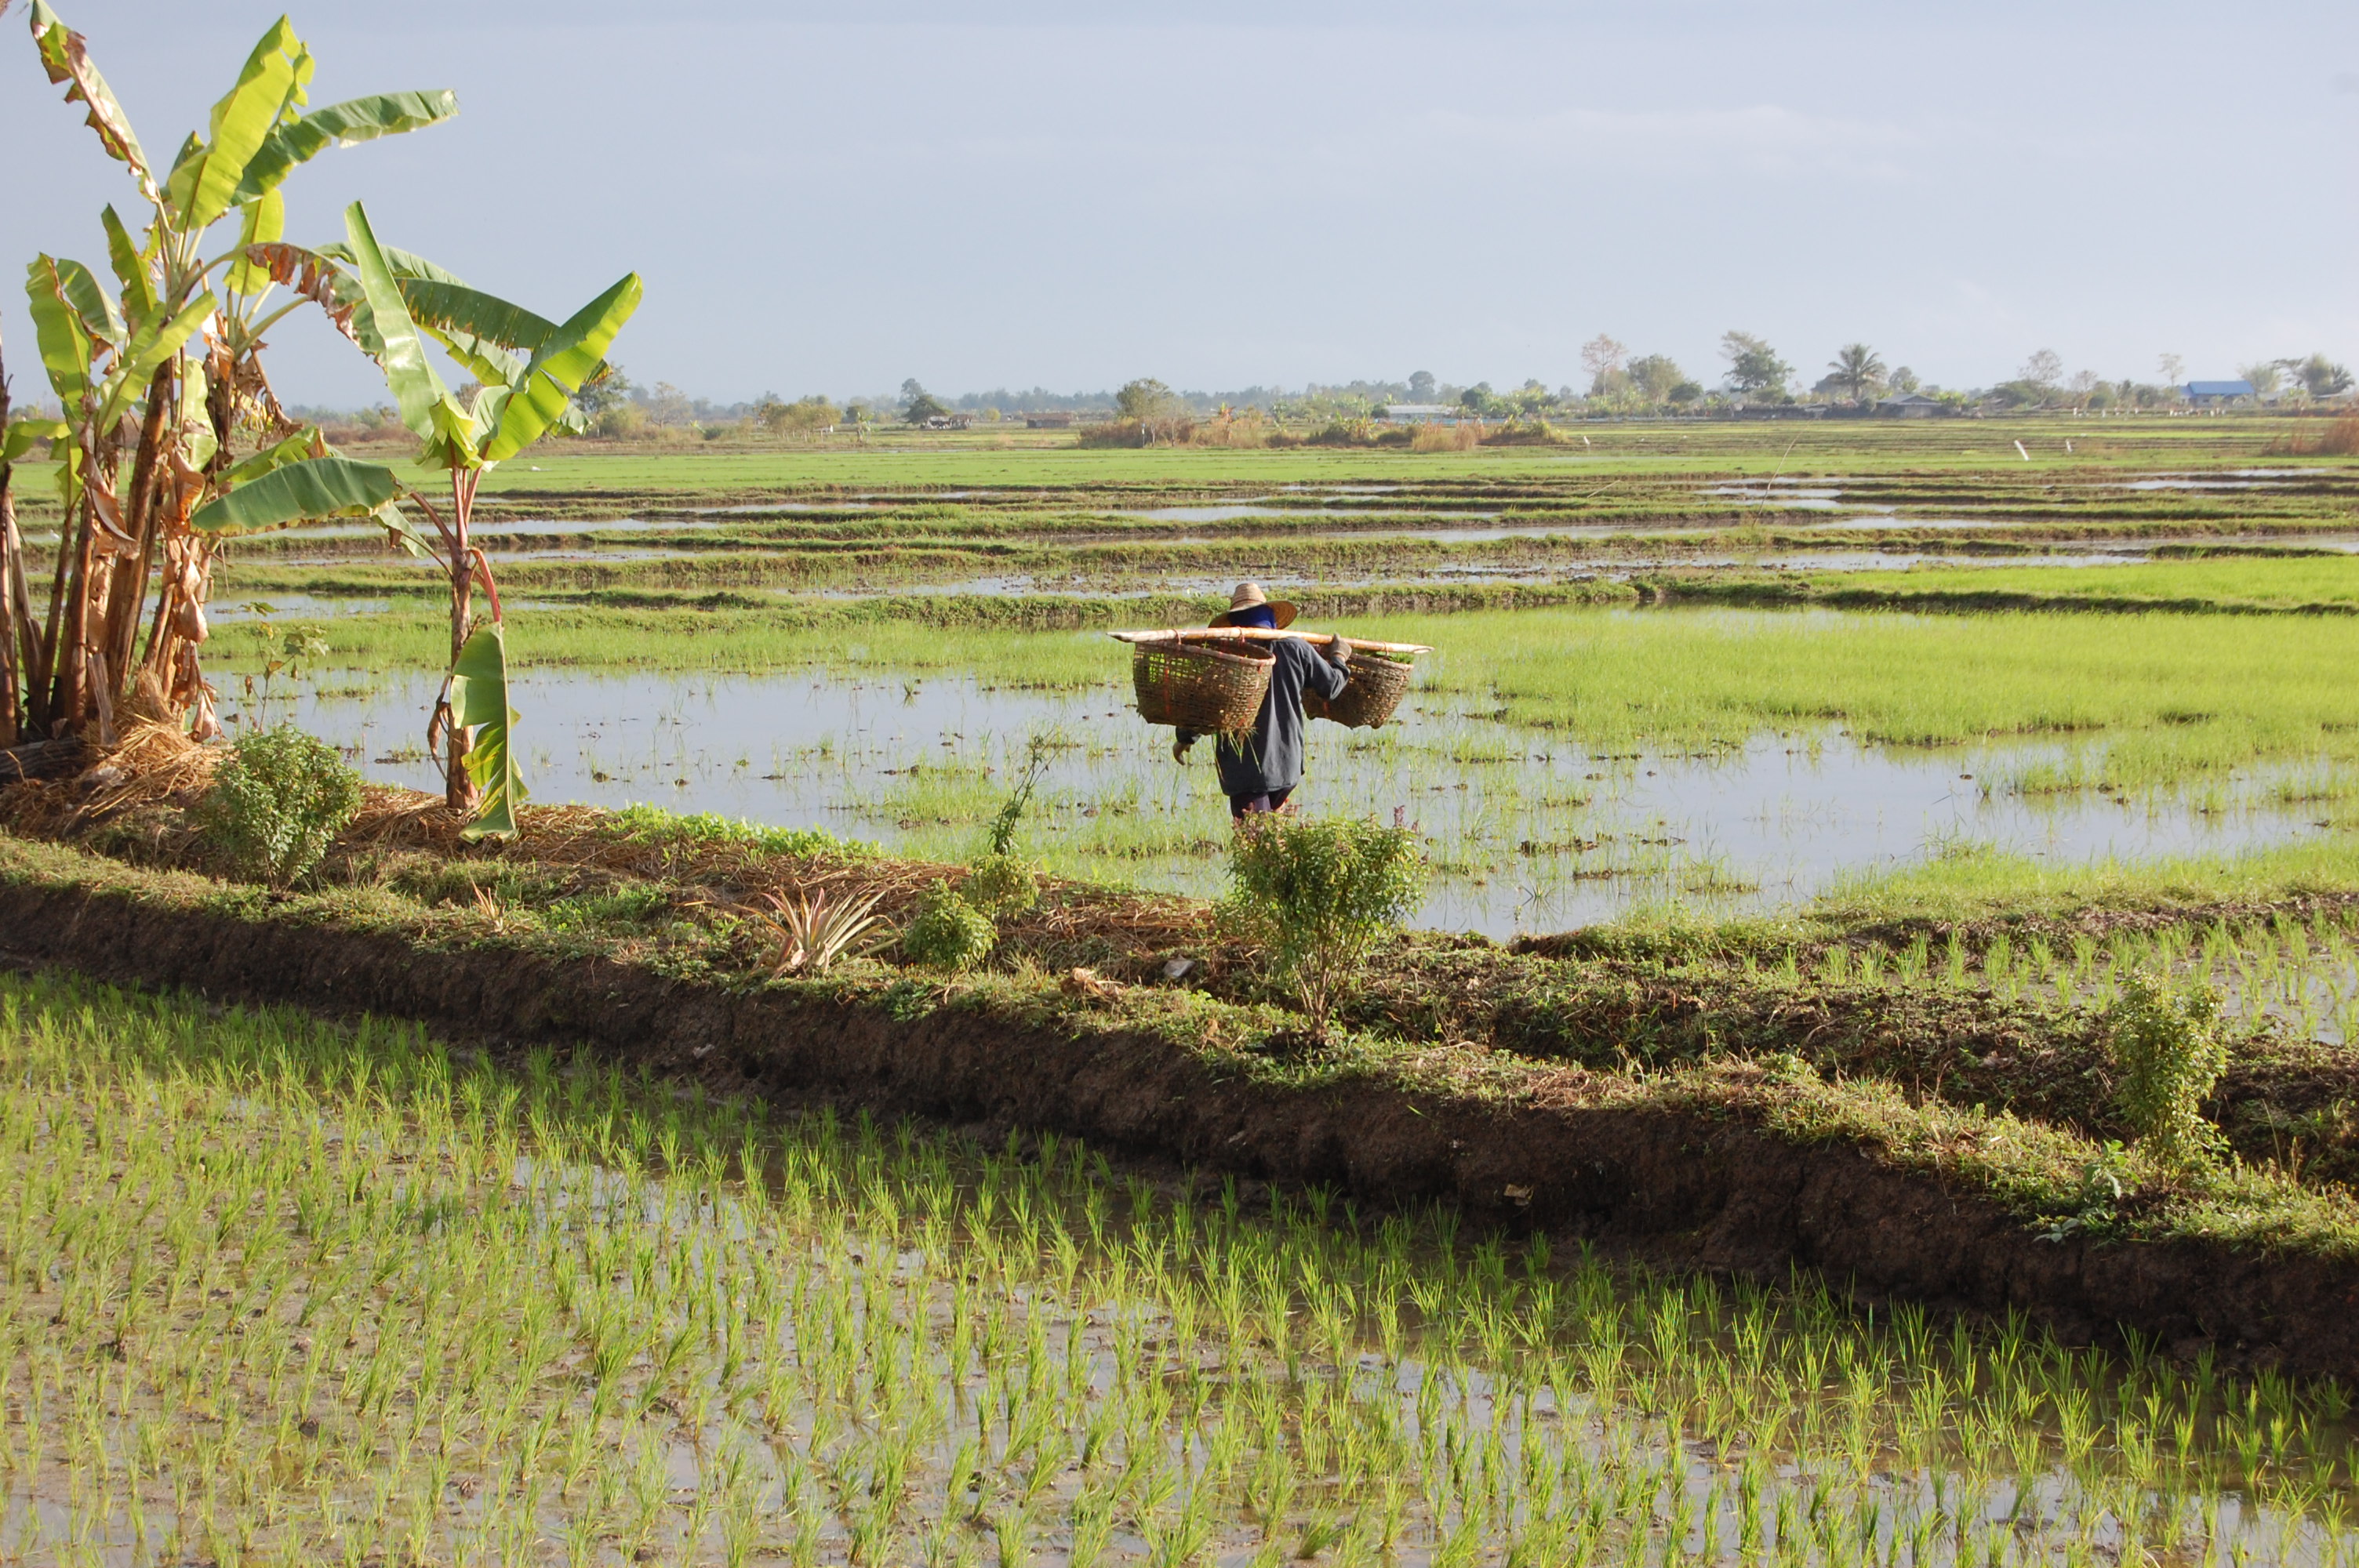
[2185,379,2255,407]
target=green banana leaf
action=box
[377,501,434,560]
[176,361,218,468]
[340,201,474,463]
[3,418,70,463]
[230,90,459,207]
[100,205,156,328]
[306,243,598,394]
[394,278,558,350]
[211,428,432,557]
[96,289,216,430]
[315,243,549,383]
[313,241,469,287]
[420,324,525,393]
[402,278,553,387]
[173,18,314,233]
[28,2,157,203]
[217,428,321,488]
[159,132,205,219]
[224,190,285,296]
[50,441,83,514]
[189,454,401,535]
[448,622,525,839]
[24,256,94,404]
[484,273,643,462]
[165,129,202,175]
[51,256,122,349]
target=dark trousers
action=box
[1227,786,1293,819]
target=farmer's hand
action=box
[1325,635,1354,666]
[1171,733,1194,764]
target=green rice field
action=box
[16,414,2341,508]
[11,430,2359,1566]
[7,969,2357,1567]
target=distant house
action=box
[1376,403,1465,423]
[1876,393,1945,418]
[1023,411,1076,428]
[2185,379,2255,408]
[921,414,971,430]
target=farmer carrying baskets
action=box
[1118,590,1427,812]
[1172,584,1353,818]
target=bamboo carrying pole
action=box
[1108,628,1434,654]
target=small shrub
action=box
[2108,971,2231,1168]
[957,731,1052,923]
[1223,814,1427,1034]
[200,725,363,889]
[2265,416,2359,457]
[901,880,997,971]
[961,854,1039,922]
[591,403,648,439]
[1479,418,1561,446]
[1409,422,1481,453]
[1188,413,1278,448]
[984,734,1054,856]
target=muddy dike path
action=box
[2,804,2357,1378]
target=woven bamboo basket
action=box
[1305,648,1416,729]
[1132,635,1274,731]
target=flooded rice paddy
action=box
[180,465,2359,615]
[246,663,2320,941]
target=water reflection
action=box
[253,668,2319,939]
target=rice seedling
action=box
[1873,904,2359,1048]
[2,968,2355,1564]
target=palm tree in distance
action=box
[1828,343,1888,403]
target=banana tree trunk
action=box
[56,426,134,746]
[442,466,481,812]
[4,486,45,743]
[96,362,176,715]
[0,348,14,750]
[45,441,97,739]
[143,537,219,739]
[139,350,240,743]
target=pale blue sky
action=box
[9,2,2355,405]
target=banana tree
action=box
[2,2,455,745]
[2,323,72,747]
[198,200,641,833]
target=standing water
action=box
[253,667,2320,938]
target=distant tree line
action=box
[257,341,2355,441]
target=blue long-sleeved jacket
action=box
[1180,636,1349,797]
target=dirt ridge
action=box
[5,873,2357,1375]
